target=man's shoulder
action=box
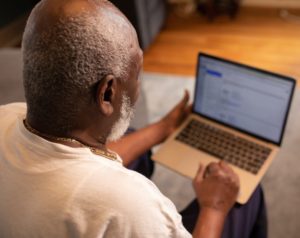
[0,102,26,116]
[0,103,26,134]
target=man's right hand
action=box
[192,161,240,238]
[193,161,240,215]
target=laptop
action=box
[153,53,296,204]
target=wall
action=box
[0,0,37,28]
[242,0,300,8]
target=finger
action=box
[204,162,219,177]
[219,160,232,173]
[175,91,190,122]
[219,161,240,184]
[187,104,193,113]
[183,104,193,118]
[184,89,190,100]
[194,163,205,183]
[219,160,236,175]
[204,162,216,178]
[179,90,189,107]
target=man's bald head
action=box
[22,0,141,134]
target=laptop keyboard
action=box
[175,119,272,174]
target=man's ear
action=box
[96,75,117,116]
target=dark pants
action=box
[126,134,267,238]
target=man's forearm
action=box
[193,208,226,238]
[107,121,168,166]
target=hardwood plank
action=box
[144,7,300,86]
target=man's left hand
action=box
[158,90,191,140]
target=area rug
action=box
[141,72,300,238]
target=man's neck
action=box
[24,118,107,151]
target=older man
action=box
[0,0,267,237]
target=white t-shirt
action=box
[0,103,191,238]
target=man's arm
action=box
[193,207,226,238]
[107,91,190,166]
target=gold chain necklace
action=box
[23,119,118,162]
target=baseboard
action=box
[242,0,300,9]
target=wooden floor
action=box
[144,7,300,86]
[1,7,300,86]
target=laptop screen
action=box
[194,53,295,145]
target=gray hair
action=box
[22,2,133,132]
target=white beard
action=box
[106,93,134,142]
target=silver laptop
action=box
[153,53,295,204]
